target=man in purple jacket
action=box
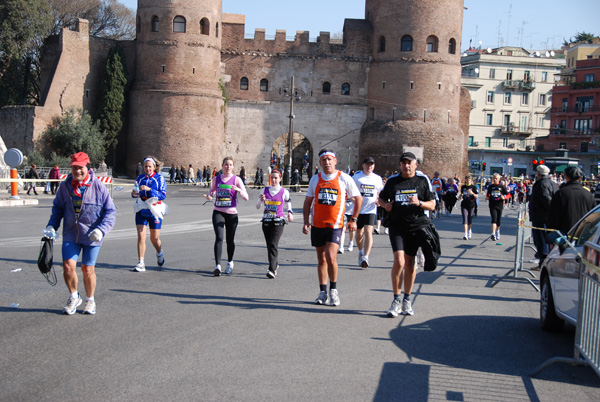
[45,152,117,315]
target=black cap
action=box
[363,156,375,164]
[400,152,417,162]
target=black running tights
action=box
[212,210,238,265]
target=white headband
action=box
[143,157,156,165]
[319,151,336,158]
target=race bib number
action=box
[360,184,376,198]
[215,189,232,207]
[263,200,281,217]
[318,188,338,205]
[394,188,417,206]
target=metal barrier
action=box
[531,242,600,378]
[490,204,539,291]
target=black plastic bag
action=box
[37,237,57,285]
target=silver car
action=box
[540,204,600,331]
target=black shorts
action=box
[357,214,376,229]
[388,226,419,256]
[311,227,343,248]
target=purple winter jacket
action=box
[47,170,117,246]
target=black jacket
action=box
[528,175,558,223]
[547,180,595,235]
[414,223,441,271]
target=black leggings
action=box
[212,210,238,265]
[262,222,285,271]
[490,207,503,226]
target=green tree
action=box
[42,108,106,165]
[563,31,596,46]
[97,43,127,152]
[0,0,52,105]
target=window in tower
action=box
[240,77,249,90]
[379,36,386,53]
[260,79,269,92]
[216,22,219,38]
[341,83,350,95]
[401,35,413,52]
[322,82,331,94]
[448,38,456,54]
[151,16,159,32]
[173,16,186,33]
[136,16,141,34]
[426,35,438,52]
[201,18,210,35]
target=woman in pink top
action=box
[204,157,249,276]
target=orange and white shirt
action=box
[306,171,360,229]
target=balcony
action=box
[502,80,520,89]
[519,80,536,91]
[551,106,600,114]
[500,124,533,136]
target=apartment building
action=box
[461,47,564,177]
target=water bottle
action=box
[133,182,139,192]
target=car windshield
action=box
[570,209,600,247]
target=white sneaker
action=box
[387,299,402,317]
[384,228,389,235]
[467,230,472,239]
[213,264,222,276]
[348,243,354,252]
[134,261,146,272]
[338,246,344,254]
[328,289,340,306]
[529,258,540,264]
[315,291,328,305]
[402,299,414,316]
[360,255,369,268]
[496,231,501,240]
[225,261,234,275]
[63,293,82,315]
[83,299,96,315]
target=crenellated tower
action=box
[360,0,468,177]
[128,0,225,174]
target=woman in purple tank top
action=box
[255,169,293,278]
[204,157,249,276]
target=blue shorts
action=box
[135,211,162,230]
[311,227,343,248]
[62,242,101,266]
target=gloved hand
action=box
[88,228,103,242]
[43,225,56,239]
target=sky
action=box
[120,0,599,51]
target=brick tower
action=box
[128,0,225,174]
[360,0,468,177]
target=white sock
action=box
[70,291,79,299]
[86,296,95,302]
[156,250,163,257]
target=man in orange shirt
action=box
[303,149,362,306]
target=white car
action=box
[540,204,600,331]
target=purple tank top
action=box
[262,187,285,221]
[215,175,237,208]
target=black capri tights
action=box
[489,207,503,226]
[212,210,238,265]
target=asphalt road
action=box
[1,183,599,401]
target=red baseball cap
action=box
[71,152,90,167]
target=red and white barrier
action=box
[59,174,112,184]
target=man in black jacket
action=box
[547,166,595,236]
[528,165,558,266]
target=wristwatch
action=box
[419,200,423,207]
[351,217,358,222]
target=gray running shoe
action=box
[225,261,234,275]
[491,234,496,241]
[361,255,369,268]
[213,264,222,277]
[266,265,278,279]
[402,299,414,316]
[157,252,165,267]
[328,289,340,306]
[63,294,82,315]
[315,291,328,305]
[83,299,96,315]
[387,299,402,317]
